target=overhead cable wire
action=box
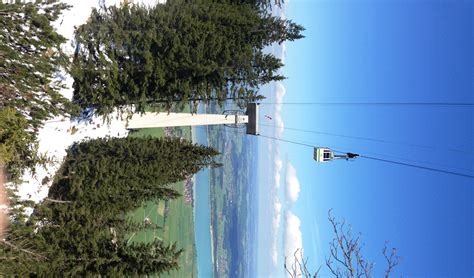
[258,132,474,179]
[259,102,474,106]
[258,134,314,148]
[329,147,474,173]
[288,136,473,173]
[360,155,474,179]
[258,123,474,155]
[268,133,473,174]
[258,124,474,172]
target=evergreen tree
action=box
[0,137,220,276]
[103,240,182,276]
[0,1,71,120]
[0,107,36,179]
[176,0,284,13]
[71,2,304,115]
[0,1,75,179]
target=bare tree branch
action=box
[325,210,399,278]
[284,248,321,278]
[383,243,401,278]
[43,198,72,204]
[284,210,401,278]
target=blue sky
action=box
[256,0,473,277]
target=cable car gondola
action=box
[313,147,359,163]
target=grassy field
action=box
[127,127,197,278]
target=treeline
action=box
[71,0,303,115]
[175,0,284,11]
[0,1,73,179]
[0,137,219,276]
[1,0,302,179]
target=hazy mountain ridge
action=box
[206,103,259,278]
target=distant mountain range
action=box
[206,102,259,278]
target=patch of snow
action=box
[53,0,100,55]
[54,0,163,56]
[18,112,129,203]
[16,0,164,208]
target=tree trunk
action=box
[44,198,71,204]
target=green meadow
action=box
[127,127,197,278]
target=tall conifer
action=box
[71,2,304,115]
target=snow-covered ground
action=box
[16,0,164,203]
[17,115,129,202]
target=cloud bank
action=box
[285,162,301,204]
[284,211,303,258]
[271,199,282,265]
[274,82,286,138]
[267,48,285,266]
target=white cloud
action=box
[271,199,282,266]
[274,158,283,189]
[275,81,286,106]
[274,82,286,138]
[284,211,303,259]
[285,162,300,204]
[263,39,288,271]
[279,43,287,64]
[267,142,283,267]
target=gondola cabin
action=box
[314,147,334,162]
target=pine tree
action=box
[0,0,74,123]
[71,2,304,115]
[104,240,182,275]
[0,107,36,179]
[0,1,75,179]
[1,137,220,276]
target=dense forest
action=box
[0,137,219,276]
[1,0,301,180]
[71,0,303,115]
